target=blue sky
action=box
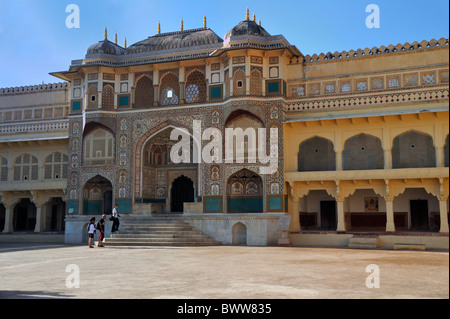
[0,0,448,88]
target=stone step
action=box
[110,233,211,239]
[104,216,222,247]
[103,241,222,247]
[348,237,378,249]
[106,238,215,244]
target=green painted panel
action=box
[84,201,102,214]
[67,201,78,214]
[210,86,222,99]
[116,200,131,213]
[72,101,81,112]
[269,196,282,211]
[205,198,221,213]
[267,81,280,94]
[228,197,263,212]
[119,95,129,107]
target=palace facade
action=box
[0,12,448,248]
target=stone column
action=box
[32,191,50,233]
[383,147,392,169]
[1,192,18,233]
[289,196,301,232]
[179,82,186,104]
[436,146,444,168]
[336,199,346,232]
[153,86,160,106]
[439,199,449,233]
[336,152,343,171]
[385,199,396,232]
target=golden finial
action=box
[246,8,249,20]
[124,38,127,49]
[204,15,207,28]
[158,21,161,34]
[258,19,261,26]
[253,13,256,22]
[115,33,118,44]
[104,27,108,40]
[181,18,184,31]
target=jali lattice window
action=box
[0,157,7,182]
[250,68,263,96]
[291,86,305,97]
[135,76,154,108]
[422,74,435,85]
[102,84,115,109]
[341,82,351,93]
[14,154,38,181]
[388,77,400,88]
[185,71,206,104]
[44,152,68,180]
[160,73,180,106]
[356,81,367,91]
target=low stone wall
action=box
[183,213,284,246]
[0,233,65,243]
[291,232,449,250]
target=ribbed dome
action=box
[126,28,223,54]
[225,20,271,40]
[86,40,125,56]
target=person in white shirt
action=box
[111,205,120,233]
[88,217,96,248]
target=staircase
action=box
[103,216,222,247]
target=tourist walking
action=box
[111,204,120,233]
[98,214,107,247]
[88,217,96,248]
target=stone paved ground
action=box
[0,243,448,301]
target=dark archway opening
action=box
[171,176,195,213]
[13,198,36,232]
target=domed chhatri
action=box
[86,28,126,57]
[125,28,223,55]
[225,20,271,40]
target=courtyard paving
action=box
[0,243,448,300]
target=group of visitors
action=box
[87,204,120,248]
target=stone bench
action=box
[394,243,426,251]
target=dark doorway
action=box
[104,191,113,215]
[13,198,36,232]
[320,201,337,230]
[50,197,66,231]
[0,204,5,232]
[171,176,195,213]
[410,200,429,231]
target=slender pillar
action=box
[439,199,449,233]
[436,147,444,168]
[385,199,396,232]
[34,205,43,233]
[3,205,13,233]
[336,199,346,232]
[383,148,392,169]
[289,196,301,232]
[336,152,343,171]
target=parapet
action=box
[0,82,69,96]
[302,38,449,64]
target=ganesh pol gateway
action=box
[0,12,448,250]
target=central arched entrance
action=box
[171,176,195,213]
[83,175,113,215]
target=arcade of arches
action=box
[285,112,450,234]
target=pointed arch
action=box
[134,75,154,108]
